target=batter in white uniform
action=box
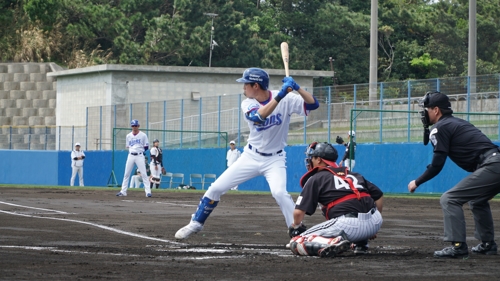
[175,67,320,239]
[117,119,152,197]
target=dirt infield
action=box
[1,187,499,280]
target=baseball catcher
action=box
[288,142,384,258]
[149,139,164,189]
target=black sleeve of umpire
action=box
[415,152,447,186]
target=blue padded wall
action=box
[3,142,497,194]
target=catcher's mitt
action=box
[335,136,344,144]
[288,223,307,238]
[161,167,166,175]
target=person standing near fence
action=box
[338,131,356,171]
[227,140,241,190]
[175,67,320,240]
[70,142,85,186]
[117,119,152,198]
[149,139,165,189]
[129,156,151,188]
[408,91,500,258]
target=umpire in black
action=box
[408,91,500,258]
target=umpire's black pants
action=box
[440,154,500,243]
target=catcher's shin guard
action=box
[192,197,219,224]
[290,234,349,257]
[151,177,161,184]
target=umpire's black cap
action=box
[423,91,451,109]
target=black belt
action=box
[248,144,282,157]
[343,208,376,218]
[130,152,143,156]
[478,147,500,164]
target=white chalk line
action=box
[0,201,291,258]
[0,245,249,260]
[0,201,70,214]
[121,199,281,209]
[0,210,186,246]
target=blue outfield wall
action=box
[2,142,495,193]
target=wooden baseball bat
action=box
[280,42,293,92]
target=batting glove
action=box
[282,76,300,91]
[276,81,293,102]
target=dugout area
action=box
[1,186,499,280]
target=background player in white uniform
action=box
[70,142,85,186]
[129,156,150,188]
[116,119,152,197]
[149,139,164,189]
[289,142,383,257]
[175,67,320,239]
[226,140,241,190]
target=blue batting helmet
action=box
[130,119,140,126]
[236,68,269,90]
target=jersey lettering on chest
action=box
[333,175,363,190]
[256,113,283,132]
[129,138,142,146]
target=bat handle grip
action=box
[287,87,293,92]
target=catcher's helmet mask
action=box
[305,142,338,169]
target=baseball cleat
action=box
[472,241,497,255]
[116,192,127,196]
[434,242,469,258]
[175,220,203,239]
[319,240,350,258]
[146,193,152,197]
[354,244,369,255]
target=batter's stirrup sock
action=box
[192,197,219,224]
[155,183,159,189]
[150,182,154,189]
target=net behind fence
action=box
[350,109,500,144]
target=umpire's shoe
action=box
[434,242,469,258]
[472,241,497,255]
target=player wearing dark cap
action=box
[288,142,383,257]
[409,91,500,258]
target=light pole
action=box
[204,13,218,67]
[329,57,335,85]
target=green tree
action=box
[410,52,446,79]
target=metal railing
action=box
[2,74,499,150]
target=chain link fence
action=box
[1,74,499,150]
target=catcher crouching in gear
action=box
[288,142,383,258]
[149,139,165,189]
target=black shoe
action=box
[354,244,369,255]
[434,242,469,258]
[472,241,497,255]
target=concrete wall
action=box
[2,142,493,194]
